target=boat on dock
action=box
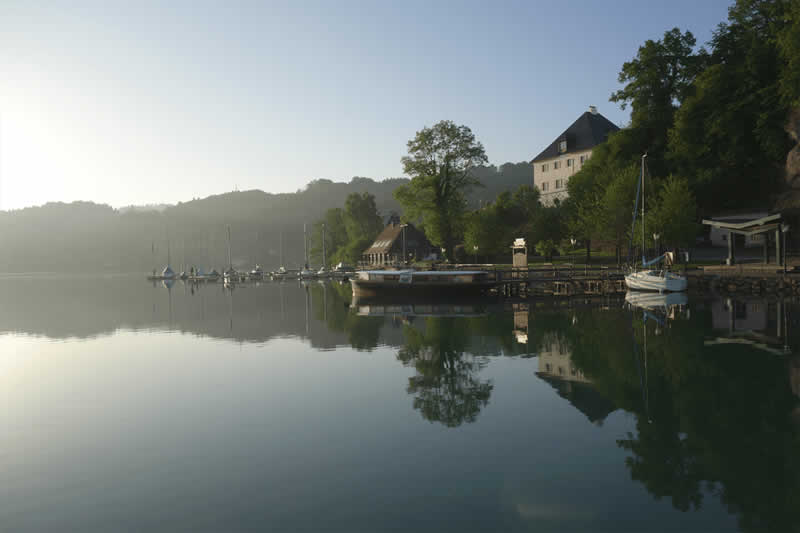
[249,265,265,280]
[271,266,296,280]
[350,270,496,298]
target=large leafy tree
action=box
[310,208,347,267]
[310,192,384,266]
[777,0,800,106]
[463,185,548,262]
[597,164,639,264]
[395,120,488,261]
[610,28,708,176]
[668,0,795,210]
[344,192,383,243]
[650,175,698,250]
[564,142,626,262]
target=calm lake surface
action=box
[0,275,798,532]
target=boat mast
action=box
[322,223,326,269]
[227,225,232,271]
[280,231,284,268]
[303,223,308,269]
[641,153,647,267]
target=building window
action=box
[541,181,549,192]
[559,140,567,153]
[553,161,561,170]
[541,163,548,172]
[567,159,573,167]
[555,179,564,189]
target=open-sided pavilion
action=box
[702,213,788,266]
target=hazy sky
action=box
[0,0,732,211]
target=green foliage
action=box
[534,239,556,261]
[668,0,794,210]
[463,190,518,259]
[610,28,708,176]
[395,120,488,261]
[777,0,800,106]
[597,164,639,263]
[651,175,698,249]
[565,1,797,260]
[309,208,347,267]
[344,192,384,243]
[462,184,567,262]
[310,193,384,267]
[565,144,636,260]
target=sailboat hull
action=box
[625,270,687,292]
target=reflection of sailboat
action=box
[625,291,687,312]
[630,305,652,422]
[625,154,687,293]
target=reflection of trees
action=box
[398,318,493,427]
[558,306,800,532]
[310,283,383,350]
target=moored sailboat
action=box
[624,154,687,293]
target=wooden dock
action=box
[443,264,628,297]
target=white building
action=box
[531,106,619,205]
[707,211,768,248]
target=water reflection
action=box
[397,318,493,427]
[0,277,799,531]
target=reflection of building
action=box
[707,299,792,357]
[513,303,528,344]
[537,335,589,383]
[791,356,800,398]
[361,216,436,266]
[355,304,485,318]
[711,299,768,332]
[535,334,616,424]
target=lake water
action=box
[0,276,798,532]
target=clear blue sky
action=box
[0,0,733,210]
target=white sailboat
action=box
[299,223,316,279]
[223,225,238,282]
[624,154,687,293]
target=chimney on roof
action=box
[589,105,597,115]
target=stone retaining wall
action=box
[691,273,800,296]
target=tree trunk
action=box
[585,239,591,263]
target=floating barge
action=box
[350,270,496,298]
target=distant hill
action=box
[118,204,170,214]
[0,164,531,273]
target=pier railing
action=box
[431,264,627,282]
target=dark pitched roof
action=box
[536,374,617,424]
[530,111,620,163]
[362,222,432,255]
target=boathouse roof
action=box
[362,221,432,255]
[531,109,619,163]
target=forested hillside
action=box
[0,165,531,273]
